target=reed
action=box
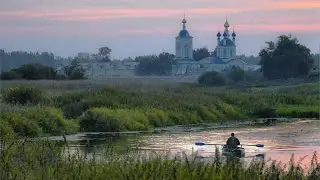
[0,139,319,180]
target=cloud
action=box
[119,23,320,35]
[0,1,319,21]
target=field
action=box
[0,79,319,137]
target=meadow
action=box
[0,79,319,138]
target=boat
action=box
[221,145,245,158]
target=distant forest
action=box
[0,47,319,73]
[0,48,263,72]
[0,49,70,72]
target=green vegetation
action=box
[135,52,175,76]
[0,106,79,137]
[198,71,227,86]
[0,62,85,80]
[0,140,319,180]
[62,59,86,80]
[0,63,58,80]
[225,66,245,83]
[1,86,44,105]
[0,80,319,137]
[259,34,314,80]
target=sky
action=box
[1,0,320,59]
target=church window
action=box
[223,49,227,57]
[185,45,188,58]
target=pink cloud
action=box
[233,24,320,32]
[120,23,320,35]
[0,1,319,21]
[0,8,242,21]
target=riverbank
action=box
[0,80,319,138]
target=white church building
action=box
[172,17,261,76]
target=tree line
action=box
[1,34,319,81]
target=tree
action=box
[135,52,175,76]
[12,63,56,80]
[64,59,86,80]
[198,71,226,86]
[259,35,314,79]
[193,47,210,61]
[98,47,111,62]
[0,71,22,80]
[0,49,60,72]
[225,66,245,82]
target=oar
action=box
[195,142,264,148]
[244,153,265,159]
[195,142,224,146]
[242,144,264,148]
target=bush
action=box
[0,112,41,137]
[145,108,170,127]
[79,108,155,132]
[1,86,44,105]
[244,70,264,82]
[79,110,122,132]
[198,71,226,86]
[251,104,278,118]
[61,101,90,119]
[0,71,22,80]
[277,105,320,118]
[24,107,79,135]
[226,66,245,83]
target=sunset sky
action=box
[1,0,319,59]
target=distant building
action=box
[79,59,138,79]
[173,16,199,76]
[172,17,261,76]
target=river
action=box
[50,119,320,170]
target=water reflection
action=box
[57,120,319,169]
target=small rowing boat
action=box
[221,145,245,158]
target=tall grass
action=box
[0,81,319,136]
[0,139,319,180]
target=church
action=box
[172,17,261,76]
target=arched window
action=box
[185,45,188,58]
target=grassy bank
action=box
[0,140,319,180]
[0,80,319,137]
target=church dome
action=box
[217,32,221,37]
[232,32,236,37]
[223,32,227,37]
[179,29,190,38]
[224,20,230,28]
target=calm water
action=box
[51,120,320,169]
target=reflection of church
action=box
[173,16,260,76]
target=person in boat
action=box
[226,133,240,149]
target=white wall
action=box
[175,37,193,59]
